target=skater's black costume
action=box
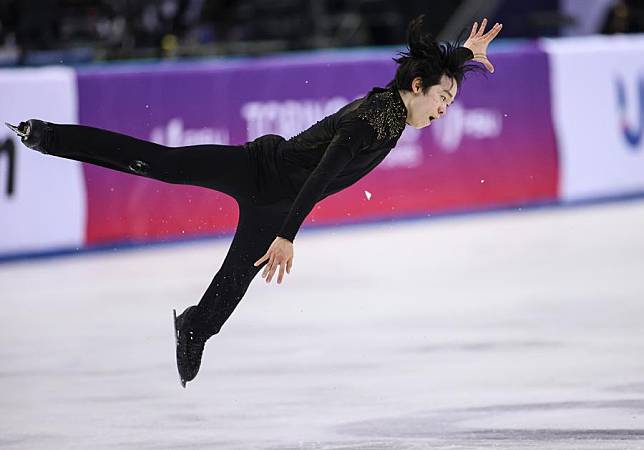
[11,45,476,386]
[24,86,413,337]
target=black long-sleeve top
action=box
[245,47,473,242]
[246,86,408,242]
[278,86,409,241]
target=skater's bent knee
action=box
[128,159,150,176]
[127,155,181,183]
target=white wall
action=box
[0,67,85,255]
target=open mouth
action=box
[428,116,436,123]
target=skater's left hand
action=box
[254,236,294,284]
[463,18,502,73]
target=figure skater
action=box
[7,17,502,387]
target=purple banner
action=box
[78,45,557,245]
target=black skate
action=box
[5,119,54,154]
[173,307,206,388]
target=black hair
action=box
[387,15,482,92]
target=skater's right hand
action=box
[254,236,294,285]
[463,18,502,73]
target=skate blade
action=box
[173,309,187,388]
[5,122,27,138]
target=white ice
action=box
[1,200,644,449]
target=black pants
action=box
[50,124,292,339]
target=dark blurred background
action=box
[0,0,642,65]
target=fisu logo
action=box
[430,102,502,152]
[615,75,644,149]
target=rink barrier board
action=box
[0,67,85,255]
[2,36,644,259]
[542,35,644,201]
[76,41,558,247]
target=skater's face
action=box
[404,75,458,129]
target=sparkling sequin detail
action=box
[356,89,407,141]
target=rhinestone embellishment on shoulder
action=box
[356,89,407,141]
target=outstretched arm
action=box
[254,116,376,284]
[463,18,503,73]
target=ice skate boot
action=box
[173,307,207,388]
[5,119,54,154]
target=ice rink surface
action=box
[1,200,644,450]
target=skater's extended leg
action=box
[192,200,292,337]
[174,199,291,385]
[10,120,255,199]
